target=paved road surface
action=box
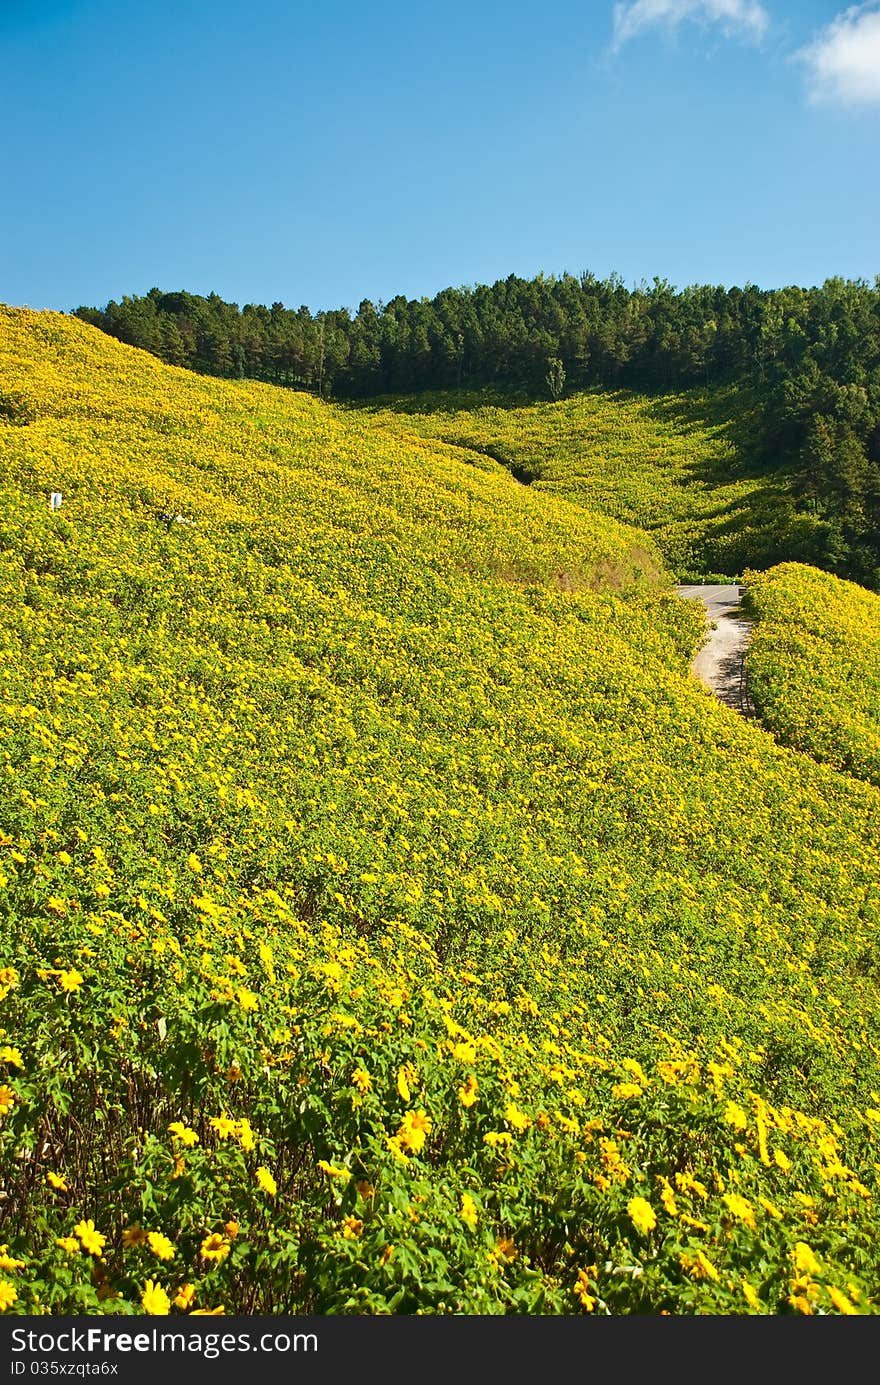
[676,584,754,716]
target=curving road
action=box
[676,584,755,716]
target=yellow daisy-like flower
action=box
[317,1159,350,1180]
[724,1101,749,1131]
[0,1086,15,1118]
[396,1066,413,1103]
[458,1073,479,1107]
[55,1236,79,1256]
[58,970,83,993]
[209,1114,237,1140]
[236,1119,255,1152]
[0,1047,23,1069]
[190,1306,226,1315]
[723,1192,756,1230]
[352,1067,372,1094]
[627,1197,656,1236]
[451,1041,477,1064]
[168,1121,199,1147]
[200,1233,230,1263]
[341,1216,363,1240]
[255,1166,277,1197]
[174,1284,196,1311]
[122,1224,148,1248]
[680,1250,719,1282]
[141,1280,170,1315]
[826,1285,857,1315]
[792,1242,820,1277]
[74,1219,106,1256]
[574,1267,596,1311]
[46,1171,68,1191]
[395,1109,432,1155]
[612,1082,643,1100]
[0,1281,18,1311]
[504,1102,532,1133]
[460,1192,479,1230]
[0,1247,25,1272]
[741,1280,761,1311]
[147,1232,176,1261]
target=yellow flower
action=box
[224,1221,240,1239]
[317,1159,350,1181]
[773,1149,792,1172]
[574,1268,596,1310]
[658,1179,678,1217]
[122,1224,148,1248]
[147,1232,176,1261]
[741,1280,761,1311]
[210,1113,237,1140]
[792,1242,820,1277]
[55,1236,79,1255]
[627,1197,656,1236]
[460,1192,479,1229]
[190,1306,226,1315]
[0,1047,23,1069]
[256,1166,277,1196]
[826,1285,857,1315]
[168,1121,199,1147]
[174,1284,196,1310]
[187,853,202,874]
[236,1119,255,1152]
[451,1041,477,1063]
[141,1280,170,1315]
[0,1247,25,1272]
[379,1245,394,1267]
[352,1067,372,1094]
[200,1233,230,1263]
[341,1216,363,1240]
[724,1101,749,1130]
[0,1086,15,1118]
[788,1293,814,1316]
[458,1073,479,1107]
[723,1192,756,1230]
[680,1250,719,1282]
[46,1171,68,1191]
[58,969,83,993]
[396,1065,413,1103]
[0,1281,18,1311]
[395,1109,432,1155]
[74,1219,106,1256]
[612,1082,643,1100]
[504,1102,532,1133]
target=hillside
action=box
[359,387,822,582]
[746,564,880,788]
[2,307,880,1316]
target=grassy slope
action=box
[359,387,821,581]
[1,309,880,1314]
[746,564,880,788]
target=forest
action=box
[75,273,880,586]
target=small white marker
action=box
[49,492,63,511]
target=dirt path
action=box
[676,584,755,716]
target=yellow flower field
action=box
[1,307,880,1314]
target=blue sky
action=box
[2,0,879,312]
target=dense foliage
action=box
[745,564,880,788]
[74,273,880,584]
[2,308,880,1316]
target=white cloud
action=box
[797,4,880,106]
[611,0,770,51]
